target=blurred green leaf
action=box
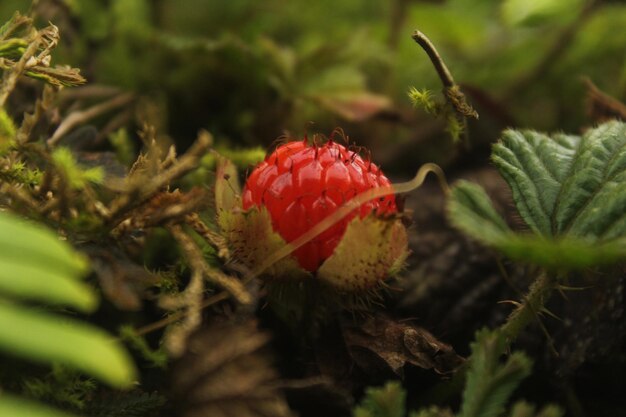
[448,181,626,269]
[0,106,16,150]
[0,257,96,311]
[501,0,585,27]
[0,211,89,276]
[458,329,532,417]
[353,381,406,417]
[0,300,137,388]
[0,393,78,417]
[410,407,454,417]
[52,147,105,189]
[508,401,563,417]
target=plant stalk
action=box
[500,271,557,345]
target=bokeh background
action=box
[2,0,625,176]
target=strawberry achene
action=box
[242,139,397,272]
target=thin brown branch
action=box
[185,213,230,260]
[134,292,230,337]
[412,30,456,89]
[168,223,251,305]
[411,30,478,146]
[47,92,135,146]
[0,35,40,107]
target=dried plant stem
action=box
[411,30,478,146]
[106,131,212,224]
[185,213,230,260]
[48,93,135,146]
[412,30,455,89]
[168,224,251,304]
[0,36,40,107]
[135,292,229,336]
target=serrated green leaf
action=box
[492,130,581,236]
[0,257,97,311]
[0,393,78,417]
[448,181,626,269]
[0,301,137,388]
[0,211,89,276]
[553,122,626,239]
[353,381,406,417]
[450,121,626,269]
[458,329,532,417]
[492,121,626,240]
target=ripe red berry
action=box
[242,139,397,272]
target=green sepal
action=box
[317,215,409,291]
[218,205,311,280]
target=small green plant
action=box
[447,120,626,343]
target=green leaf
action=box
[492,130,580,236]
[0,393,79,417]
[458,329,532,417]
[449,121,626,269]
[0,106,16,147]
[448,181,626,269]
[501,0,585,27]
[492,121,626,239]
[51,147,105,189]
[0,301,137,388]
[0,257,97,311]
[0,211,89,277]
[353,381,406,417]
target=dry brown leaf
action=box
[342,315,464,377]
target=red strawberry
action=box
[242,139,397,272]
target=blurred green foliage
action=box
[2,0,624,156]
